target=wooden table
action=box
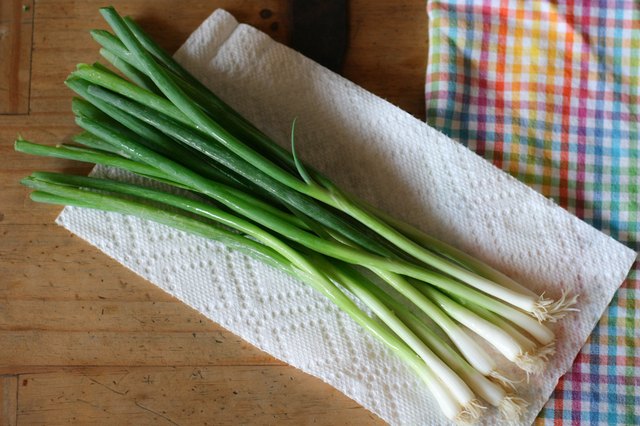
[0,1,427,424]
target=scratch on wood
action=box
[88,377,128,396]
[190,368,204,380]
[135,401,180,426]
[114,369,130,385]
[76,398,100,409]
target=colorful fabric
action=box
[425,0,639,424]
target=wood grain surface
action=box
[0,0,34,114]
[0,1,428,424]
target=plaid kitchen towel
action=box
[425,0,639,424]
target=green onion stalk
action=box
[15,6,580,423]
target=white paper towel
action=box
[56,10,637,425]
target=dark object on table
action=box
[291,0,348,73]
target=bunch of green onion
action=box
[16,7,579,423]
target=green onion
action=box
[22,171,473,422]
[363,280,528,417]
[15,7,580,423]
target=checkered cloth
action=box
[424,0,639,423]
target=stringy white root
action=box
[498,395,529,423]
[534,341,557,361]
[454,399,486,424]
[514,341,557,380]
[514,351,547,375]
[532,291,580,322]
[488,370,520,391]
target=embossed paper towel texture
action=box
[56,10,637,425]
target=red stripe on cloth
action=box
[476,2,494,157]
[554,376,565,426]
[575,1,592,218]
[559,3,576,208]
[494,0,510,169]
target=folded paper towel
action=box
[56,9,637,425]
